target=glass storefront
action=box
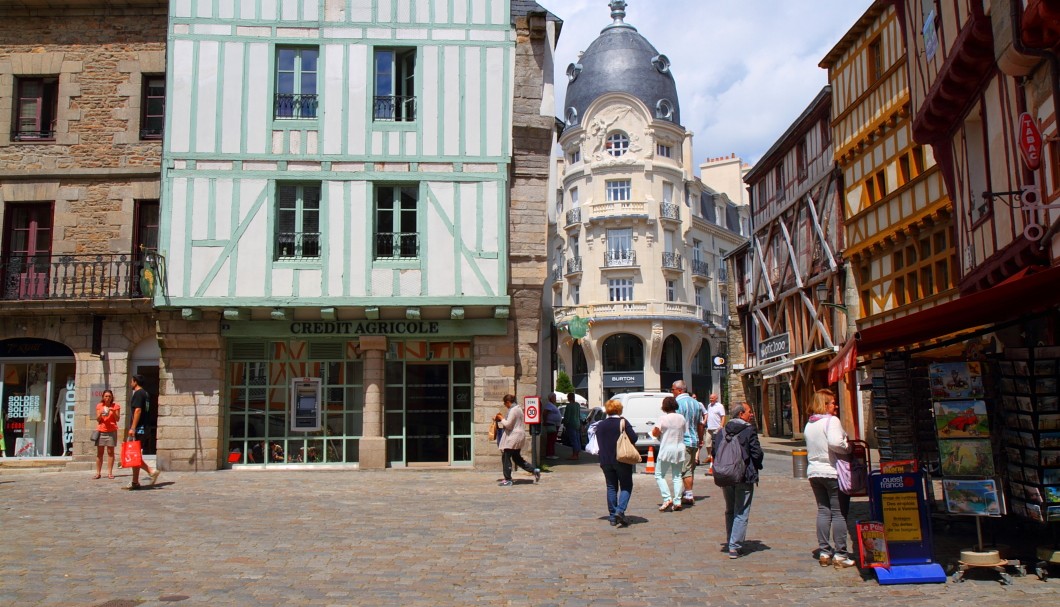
[1,358,77,458]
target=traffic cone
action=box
[645,446,655,474]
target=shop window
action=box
[374,185,418,259]
[275,184,321,259]
[373,48,416,122]
[140,75,165,140]
[275,47,318,119]
[13,76,59,141]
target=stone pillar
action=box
[358,336,387,469]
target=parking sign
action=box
[523,396,541,424]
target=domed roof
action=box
[564,2,681,128]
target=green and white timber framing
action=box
[158,0,515,312]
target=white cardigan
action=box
[803,415,849,479]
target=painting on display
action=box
[933,400,989,438]
[929,362,984,399]
[942,478,1003,516]
[939,438,995,477]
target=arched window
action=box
[660,335,683,391]
[602,333,643,372]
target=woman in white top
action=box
[803,388,855,568]
[651,396,688,512]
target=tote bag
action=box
[616,419,642,465]
[121,440,143,468]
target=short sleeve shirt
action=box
[676,393,700,447]
[706,402,726,431]
[129,388,149,420]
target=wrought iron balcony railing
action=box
[276,232,321,259]
[661,252,682,270]
[717,267,728,282]
[604,249,636,267]
[691,259,710,276]
[13,130,55,141]
[552,265,562,282]
[374,232,419,259]
[566,256,582,274]
[274,93,319,119]
[660,202,680,221]
[373,95,417,122]
[565,207,581,225]
[0,253,160,301]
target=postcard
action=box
[943,478,1002,516]
[929,362,984,399]
[939,439,995,477]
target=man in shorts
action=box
[126,374,161,490]
[671,380,705,506]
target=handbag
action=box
[90,430,101,443]
[829,417,866,494]
[121,440,143,468]
[616,419,642,464]
[487,419,497,442]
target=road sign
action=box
[523,396,541,424]
[1017,112,1042,171]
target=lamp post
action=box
[815,282,848,313]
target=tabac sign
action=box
[757,333,790,362]
[1017,112,1042,171]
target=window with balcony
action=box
[132,200,159,296]
[13,76,59,141]
[275,48,318,119]
[374,48,416,122]
[606,132,629,157]
[608,278,633,302]
[662,182,673,204]
[375,185,419,259]
[140,75,165,140]
[1,203,53,299]
[605,228,634,267]
[606,180,631,202]
[276,184,321,259]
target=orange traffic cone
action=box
[645,446,655,474]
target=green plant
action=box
[555,370,575,395]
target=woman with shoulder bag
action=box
[92,389,120,480]
[803,388,855,568]
[495,394,540,487]
[594,399,639,527]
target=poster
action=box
[933,400,989,438]
[942,478,1002,516]
[882,492,923,542]
[856,521,890,569]
[938,438,995,476]
[929,362,984,399]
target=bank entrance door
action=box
[404,363,449,464]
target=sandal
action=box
[659,500,673,512]
[92,474,101,480]
[107,475,115,479]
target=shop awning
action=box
[828,338,857,384]
[855,264,1060,356]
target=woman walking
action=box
[93,390,120,479]
[495,394,541,486]
[651,396,687,511]
[594,398,639,527]
[804,388,856,568]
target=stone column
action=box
[358,336,387,469]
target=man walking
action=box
[704,393,726,471]
[671,380,704,507]
[543,393,562,460]
[714,402,764,558]
[562,391,583,460]
[126,374,161,490]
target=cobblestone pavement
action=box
[2,456,1058,607]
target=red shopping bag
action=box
[121,440,143,468]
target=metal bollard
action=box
[791,448,808,479]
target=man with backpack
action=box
[712,402,763,559]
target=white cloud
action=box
[543,0,874,170]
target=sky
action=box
[541,0,876,171]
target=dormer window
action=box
[565,107,579,127]
[651,54,670,74]
[606,132,629,157]
[566,62,582,83]
[655,99,674,121]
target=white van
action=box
[612,391,671,455]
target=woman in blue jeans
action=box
[594,398,639,527]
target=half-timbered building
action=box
[731,88,844,438]
[155,0,559,470]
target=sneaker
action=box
[533,468,541,483]
[148,469,161,485]
[615,512,628,528]
[818,552,833,567]
[498,480,513,486]
[728,549,740,559]
[833,555,856,569]
[681,495,694,506]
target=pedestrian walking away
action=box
[543,393,562,460]
[671,380,705,505]
[804,388,856,568]
[126,374,161,490]
[93,389,120,480]
[713,402,764,559]
[650,396,687,512]
[495,394,540,486]
[594,399,639,527]
[562,391,583,460]
[704,393,726,470]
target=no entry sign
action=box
[523,396,541,424]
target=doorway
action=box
[404,363,449,464]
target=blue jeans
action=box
[722,482,755,551]
[654,459,683,503]
[600,463,634,521]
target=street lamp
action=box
[816,282,848,313]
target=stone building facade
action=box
[0,1,167,465]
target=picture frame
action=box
[1043,486,1060,503]
[929,362,984,399]
[933,400,989,438]
[943,478,1003,516]
[1047,505,1060,522]
[939,439,995,477]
